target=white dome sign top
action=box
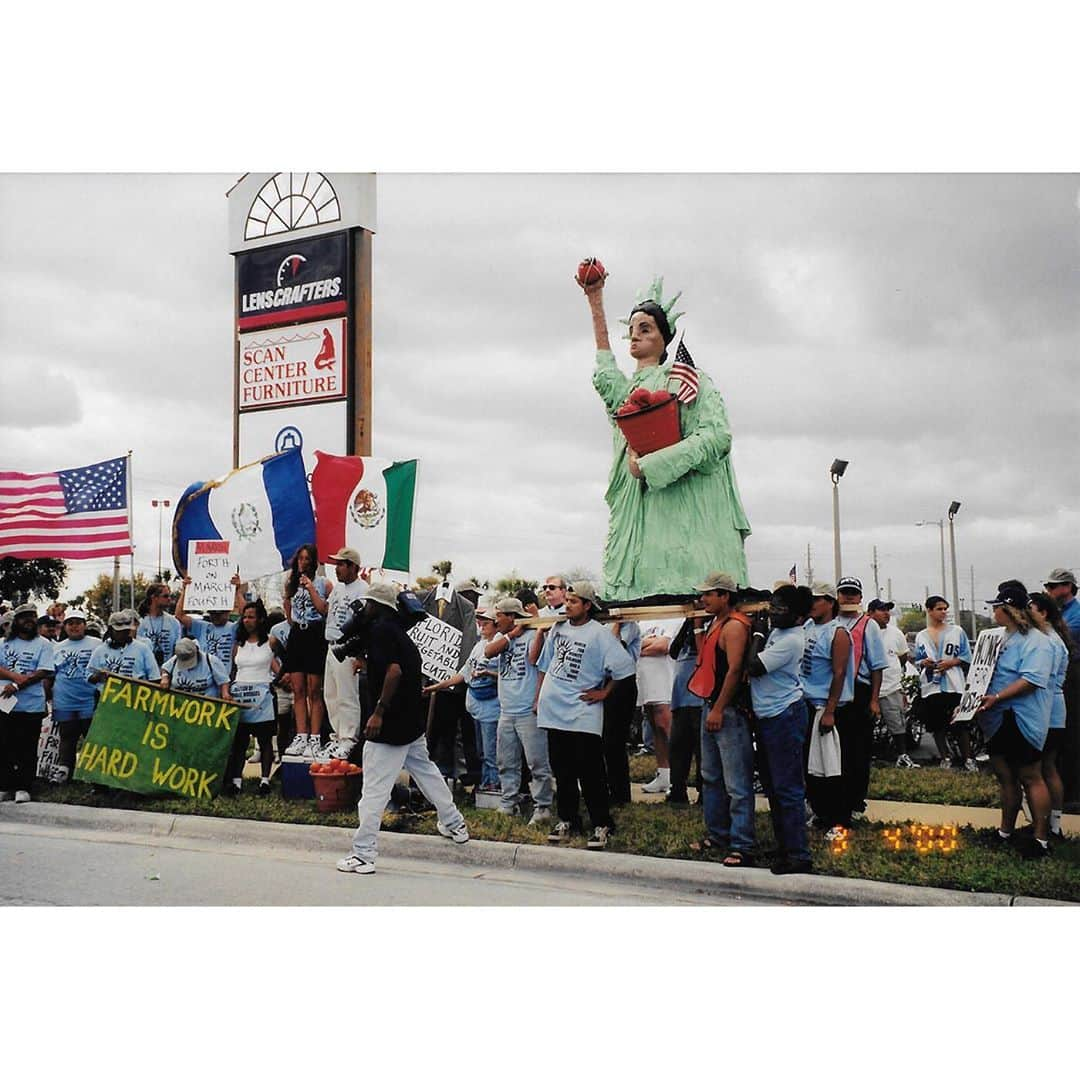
[227,172,377,253]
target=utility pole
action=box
[805,543,813,587]
[887,577,893,602]
[970,564,977,639]
[112,555,120,613]
[871,545,881,598]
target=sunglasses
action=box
[542,584,563,591]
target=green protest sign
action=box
[73,675,244,799]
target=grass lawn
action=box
[32,778,1080,903]
[630,753,1001,807]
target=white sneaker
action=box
[283,734,307,757]
[437,819,470,844]
[938,758,953,770]
[303,735,320,759]
[824,826,848,843]
[547,820,573,844]
[336,855,375,874]
[14,790,31,804]
[315,739,341,763]
[641,769,671,794]
[963,758,978,773]
[895,754,921,769]
[528,807,552,827]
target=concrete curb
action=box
[2,802,1072,906]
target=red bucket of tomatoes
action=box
[615,387,681,456]
[309,759,362,813]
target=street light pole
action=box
[151,498,171,580]
[915,518,947,598]
[830,459,848,584]
[947,500,962,627]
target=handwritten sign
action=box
[36,715,65,782]
[73,675,243,799]
[407,615,463,684]
[953,627,1006,725]
[187,539,235,613]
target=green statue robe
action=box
[593,349,751,600]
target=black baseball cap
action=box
[987,582,1030,608]
[837,576,863,594]
[867,599,894,612]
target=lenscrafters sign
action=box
[227,173,376,468]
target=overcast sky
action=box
[2,172,1078,612]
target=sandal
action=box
[722,850,755,868]
[690,836,724,854]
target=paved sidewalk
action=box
[2,801,1072,906]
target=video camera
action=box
[331,588,428,662]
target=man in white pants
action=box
[337,582,469,874]
[321,547,368,762]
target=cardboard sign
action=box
[187,540,236,613]
[36,715,65,782]
[407,615,463,684]
[953,627,1006,725]
[73,675,243,799]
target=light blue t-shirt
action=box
[87,639,161,684]
[801,618,854,709]
[50,636,99,717]
[1060,597,1080,644]
[162,649,231,698]
[981,628,1054,749]
[670,630,698,711]
[1043,629,1069,730]
[289,576,330,626]
[269,620,291,653]
[137,612,184,662]
[462,638,501,724]
[837,613,889,685]
[187,616,239,668]
[1,635,55,712]
[615,622,642,665]
[537,619,636,736]
[751,625,806,719]
[496,629,539,717]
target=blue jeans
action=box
[474,717,499,787]
[701,705,755,853]
[496,712,553,812]
[754,700,810,863]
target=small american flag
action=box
[0,456,132,560]
[668,336,699,404]
[788,564,797,584]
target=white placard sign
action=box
[407,616,464,684]
[186,540,237,613]
[953,627,1006,725]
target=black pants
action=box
[56,716,93,779]
[427,691,480,782]
[1062,660,1080,805]
[669,705,702,800]
[547,728,613,831]
[602,675,636,804]
[838,681,874,816]
[0,711,46,795]
[225,722,275,783]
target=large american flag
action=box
[0,456,132,560]
[668,336,699,404]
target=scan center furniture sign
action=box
[73,676,243,799]
[238,317,348,411]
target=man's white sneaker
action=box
[641,770,670,794]
[824,826,847,843]
[437,819,470,844]
[283,734,307,757]
[938,759,953,770]
[963,758,978,773]
[586,825,610,850]
[547,820,573,844]
[14,790,31,804]
[336,855,375,874]
[315,740,342,763]
[895,754,921,769]
[303,736,320,759]
[528,808,552,827]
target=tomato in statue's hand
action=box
[648,389,674,405]
[629,387,653,407]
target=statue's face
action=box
[628,312,666,364]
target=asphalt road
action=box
[0,822,770,906]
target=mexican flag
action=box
[311,451,417,571]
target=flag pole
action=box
[126,450,135,608]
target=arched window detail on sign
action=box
[244,173,341,239]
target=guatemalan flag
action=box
[172,448,315,578]
[311,451,417,572]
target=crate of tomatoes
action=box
[614,387,681,456]
[309,759,363,813]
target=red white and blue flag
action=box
[0,456,132,560]
[789,564,798,584]
[668,336,699,404]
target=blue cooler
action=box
[280,756,316,800]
